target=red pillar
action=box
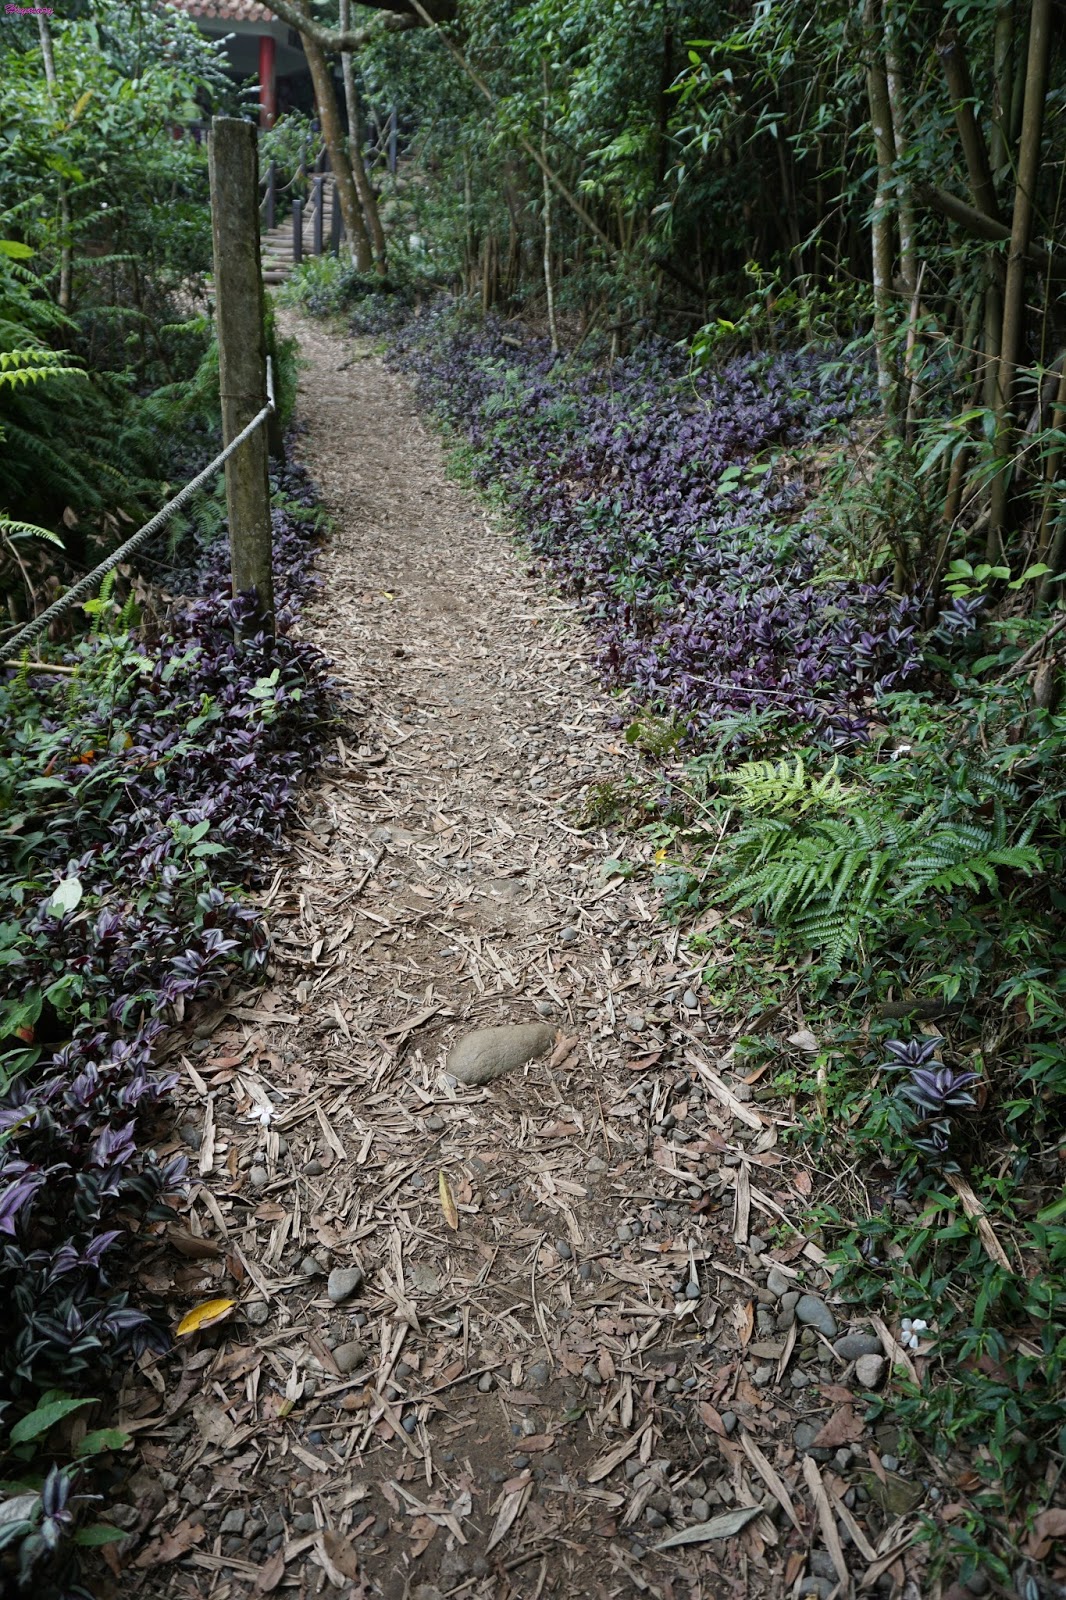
[258,33,277,129]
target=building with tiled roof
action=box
[168,0,311,126]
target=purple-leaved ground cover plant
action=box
[384,303,921,746]
[0,461,331,1408]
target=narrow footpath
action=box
[125,313,923,1600]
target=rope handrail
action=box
[2,359,276,660]
[258,145,328,207]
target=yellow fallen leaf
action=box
[176,1297,236,1337]
[438,1170,459,1230]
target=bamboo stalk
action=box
[988,0,1053,555]
[864,0,901,429]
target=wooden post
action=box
[264,160,276,231]
[313,174,324,256]
[330,182,343,254]
[208,117,274,631]
[292,197,303,265]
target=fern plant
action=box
[725,753,856,817]
[716,775,1041,971]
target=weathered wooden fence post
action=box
[330,183,343,255]
[208,117,274,632]
[312,174,325,256]
[292,197,304,265]
[264,160,276,230]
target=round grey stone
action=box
[300,1255,324,1277]
[220,1508,246,1535]
[720,1411,737,1435]
[689,1498,710,1522]
[426,1114,445,1133]
[447,1023,554,1086]
[766,1265,792,1298]
[331,1340,367,1375]
[682,990,698,1010]
[834,1331,882,1361]
[854,1354,886,1390]
[556,1239,572,1260]
[244,1301,269,1326]
[303,1158,324,1177]
[526,1361,550,1388]
[798,1580,833,1600]
[558,927,578,944]
[535,1000,554,1017]
[626,1013,646,1032]
[477,1372,494,1393]
[795,1294,838,1338]
[249,1165,269,1189]
[327,1265,364,1304]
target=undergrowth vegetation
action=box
[653,667,1066,1584]
[386,301,920,746]
[0,464,332,1597]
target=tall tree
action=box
[298,15,375,271]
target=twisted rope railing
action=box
[2,359,275,659]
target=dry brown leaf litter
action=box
[109,313,933,1600]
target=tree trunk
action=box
[988,0,1053,555]
[37,15,72,312]
[885,1,920,431]
[990,0,1015,176]
[937,29,1006,413]
[339,0,387,272]
[299,20,374,272]
[1036,362,1066,601]
[863,0,900,428]
[542,61,558,353]
[938,32,1001,222]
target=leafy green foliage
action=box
[0,2,238,618]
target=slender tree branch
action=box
[257,0,428,53]
[917,183,1062,277]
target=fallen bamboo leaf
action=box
[133,1517,206,1567]
[319,1530,361,1582]
[945,1170,1014,1272]
[175,1297,236,1337]
[739,1430,802,1530]
[811,1403,866,1448]
[1028,1508,1066,1560]
[802,1455,849,1585]
[652,1504,764,1549]
[167,1226,221,1260]
[485,1473,531,1552]
[438,1169,459,1230]
[253,1549,286,1593]
[586,1416,652,1483]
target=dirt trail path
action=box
[128,313,897,1600]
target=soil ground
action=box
[117,312,927,1600]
